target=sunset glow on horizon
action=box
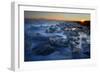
[24,11,90,21]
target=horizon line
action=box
[24,18,90,22]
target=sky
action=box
[24,11,90,21]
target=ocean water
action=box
[24,19,90,61]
